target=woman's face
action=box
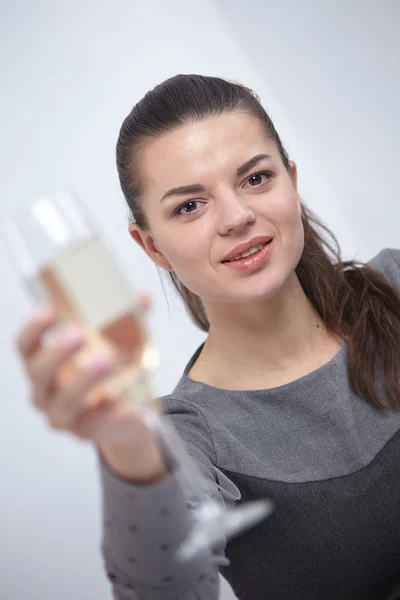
[130,111,304,305]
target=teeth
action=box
[228,243,266,262]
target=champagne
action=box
[3,190,273,560]
[26,236,158,406]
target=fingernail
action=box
[89,355,112,374]
[62,328,84,349]
[32,306,53,324]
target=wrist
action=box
[98,435,169,485]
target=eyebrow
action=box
[160,153,272,202]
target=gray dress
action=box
[100,248,400,599]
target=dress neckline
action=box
[177,339,348,395]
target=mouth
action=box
[222,239,272,263]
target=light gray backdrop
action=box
[0,1,399,598]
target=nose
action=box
[217,192,256,235]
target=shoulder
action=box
[158,394,217,465]
[368,248,400,292]
[159,393,211,421]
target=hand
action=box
[15,293,168,483]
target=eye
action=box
[173,200,204,217]
[243,171,273,189]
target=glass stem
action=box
[140,404,208,504]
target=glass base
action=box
[176,498,275,562]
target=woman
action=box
[16,74,400,599]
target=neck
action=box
[201,274,329,379]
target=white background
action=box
[0,1,399,598]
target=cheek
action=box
[267,193,304,257]
[283,199,304,261]
[282,201,304,249]
[266,190,300,229]
[159,227,211,267]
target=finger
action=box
[47,355,112,429]
[29,327,84,410]
[16,306,55,360]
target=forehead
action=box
[139,112,277,192]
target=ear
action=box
[128,223,173,272]
[288,160,298,190]
[288,160,301,214]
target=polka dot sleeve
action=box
[99,455,228,599]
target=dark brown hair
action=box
[116,74,400,410]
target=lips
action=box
[221,235,273,263]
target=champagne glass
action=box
[2,189,274,562]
